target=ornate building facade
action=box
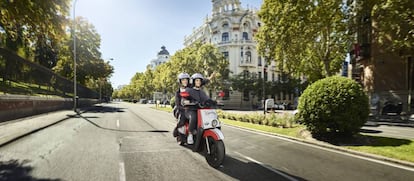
[183,0,294,109]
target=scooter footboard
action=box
[203,128,224,140]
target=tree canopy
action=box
[0,1,114,96]
[255,0,352,83]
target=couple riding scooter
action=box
[172,72,226,168]
[173,72,213,145]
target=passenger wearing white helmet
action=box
[172,72,191,139]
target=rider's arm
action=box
[175,91,182,109]
[202,72,216,86]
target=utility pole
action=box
[263,62,266,115]
[73,0,78,113]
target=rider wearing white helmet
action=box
[183,73,212,144]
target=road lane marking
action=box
[119,162,126,181]
[116,120,120,128]
[234,151,298,181]
[226,125,414,172]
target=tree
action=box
[256,0,352,83]
[53,17,113,86]
[0,0,70,55]
[370,0,414,56]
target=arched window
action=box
[222,32,229,42]
[246,51,252,63]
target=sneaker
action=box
[187,134,194,145]
[173,128,178,137]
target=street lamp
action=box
[73,0,78,113]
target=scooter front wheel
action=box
[205,137,225,168]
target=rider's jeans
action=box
[177,110,186,127]
[185,110,197,135]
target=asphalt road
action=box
[0,102,413,181]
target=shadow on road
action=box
[217,156,305,181]
[78,114,169,133]
[81,105,126,113]
[0,158,61,181]
[179,144,304,181]
[361,135,412,147]
[313,132,412,147]
[359,128,382,134]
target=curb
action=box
[222,122,414,169]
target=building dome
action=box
[158,46,170,55]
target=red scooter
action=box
[176,93,225,168]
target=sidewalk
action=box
[0,110,77,146]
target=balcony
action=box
[217,39,256,46]
[239,60,256,67]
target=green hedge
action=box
[297,76,369,136]
[217,110,296,128]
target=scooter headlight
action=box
[212,119,218,128]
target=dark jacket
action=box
[176,78,210,110]
[184,87,210,105]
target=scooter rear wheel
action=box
[205,137,225,168]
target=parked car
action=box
[148,100,155,104]
[139,99,147,104]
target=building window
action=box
[258,71,262,79]
[222,22,229,28]
[264,69,268,81]
[222,32,229,42]
[240,47,243,58]
[222,51,229,59]
[246,51,251,63]
[242,32,249,40]
[272,73,275,82]
[258,56,262,66]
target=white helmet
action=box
[177,72,190,83]
[190,73,204,84]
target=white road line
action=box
[234,151,298,181]
[226,125,414,172]
[119,162,126,181]
[116,120,120,128]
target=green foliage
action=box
[53,17,114,86]
[297,76,369,136]
[256,0,351,82]
[230,72,306,99]
[0,0,70,52]
[0,1,114,95]
[370,0,414,56]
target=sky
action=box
[73,0,263,89]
